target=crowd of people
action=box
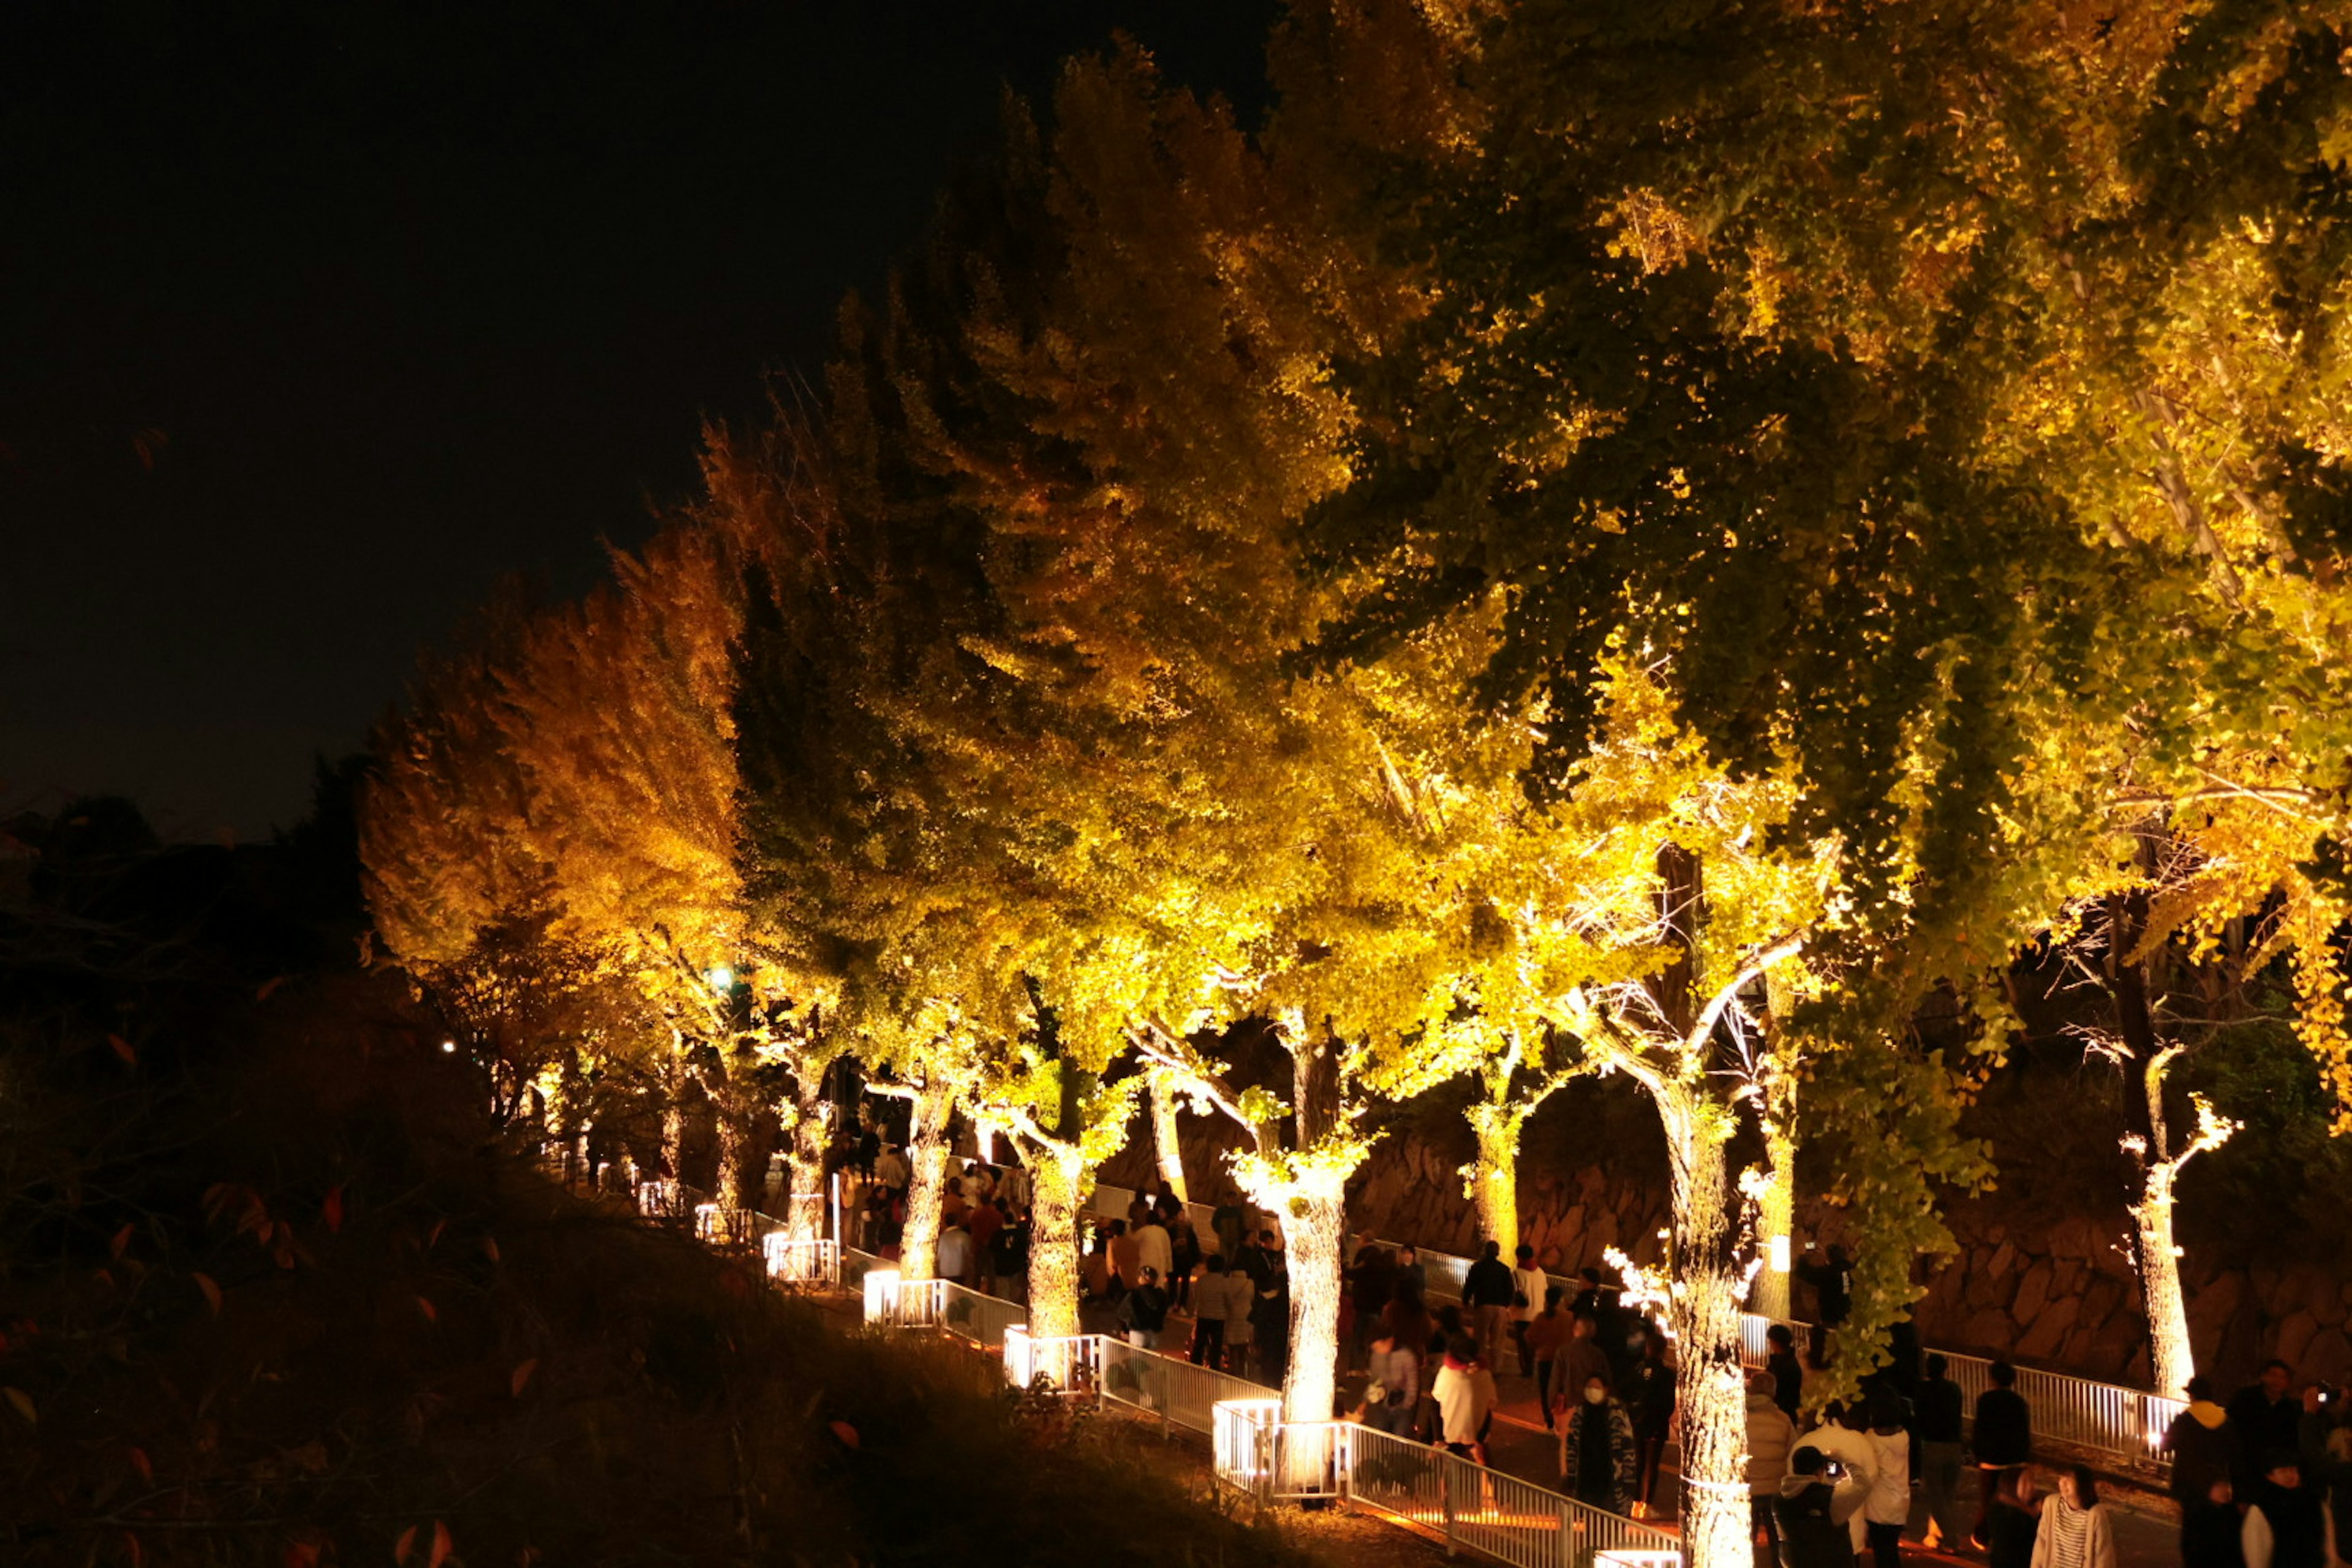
[820,1128,2352,1568]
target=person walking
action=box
[1796,1243,1854,1360]
[1795,1403,1880,1561]
[1984,1468,2043,1568]
[1464,1240,1517,1370]
[1434,1333,1500,1461]
[2031,1466,2117,1568]
[1560,1371,1640,1515]
[1917,1353,1968,1553]
[1627,1332,1676,1518]
[2301,1385,2352,1559]
[1749,1370,1801,1559]
[1510,1245,1548,1376]
[992,1204,1028,1304]
[1394,1243,1430,1302]
[1253,1244,1291,1390]
[1190,1253,1232,1367]
[1366,1329,1422,1438]
[1351,1242,1395,1371]
[2166,1378,2247,1517]
[1133,1208,1172,1285]
[1220,1258,1258,1378]
[1779,1449,1857,1568]
[1107,1219,1142,1293]
[1166,1206,1202,1313]
[1861,1390,1913,1568]
[1119,1265,1171,1349]
[1973,1362,2035,1548]
[2242,1452,2340,1568]
[2233,1366,2305,1490]
[1528,1286,1570,1428]
[1768,1322,1804,1419]
[967,1193,1004,1293]
[2183,1480,2247,1568]
[1554,1311,1613,1427]
[936,1216,972,1286]
[1211,1185,1248,1270]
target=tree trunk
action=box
[785,1073,832,1248]
[1662,1091,1752,1568]
[1279,1027,1352,1432]
[1752,1118,1796,1321]
[1149,1071,1189,1202]
[660,1054,687,1183]
[1285,1184,1348,1427]
[1468,1104,1521,1257]
[1025,1144,1087,1340]
[2132,1154,2195,1395]
[898,1078,954,1282]
[2109,886,2200,1394]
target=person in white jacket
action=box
[1791,1403,1878,1553]
[1860,1392,1912,1568]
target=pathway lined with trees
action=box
[361,11,2352,1568]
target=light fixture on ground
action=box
[862,1267,902,1325]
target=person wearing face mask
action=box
[1559,1372,1639,1515]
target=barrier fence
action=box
[1084,1179,2179,1476]
[1346,1422,1683,1568]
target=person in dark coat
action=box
[2182,1480,2246,1568]
[1464,1240,1517,1366]
[2242,1452,2336,1568]
[1349,1242,1394,1371]
[1917,1354,1968,1552]
[2231,1364,2303,1490]
[1983,1464,2042,1568]
[1624,1333,1676,1517]
[1776,1447,1854,1568]
[1972,1361,2034,1550]
[1974,1360,2034,1465]
[1767,1322,1804,1419]
[1796,1244,1854,1327]
[2166,1377,2246,1511]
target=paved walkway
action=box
[1131,1305,2188,1568]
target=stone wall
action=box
[1102,1116,2352,1390]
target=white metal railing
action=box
[763,1234,840,1285]
[1347,1420,1684,1568]
[1393,1232,2177,1475]
[1098,1336,1267,1433]
[1004,1328,1102,1393]
[935,1281,1026,1350]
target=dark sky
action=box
[1,0,1276,842]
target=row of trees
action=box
[360,7,2352,1566]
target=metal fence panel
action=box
[1345,1423,1681,1568]
[1099,1339,1270,1434]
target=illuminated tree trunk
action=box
[1468,1102,1523,1256]
[2105,888,2231,1396]
[1025,1144,1088,1340]
[715,1108,750,1212]
[2123,1045,2234,1395]
[1285,1180,1348,1424]
[2133,1159,2194,1396]
[1271,1027,1360,1434]
[1752,1115,1796,1321]
[659,1042,688,1180]
[785,1072,832,1248]
[1659,1090,1753,1568]
[1148,1070,1189,1202]
[898,1077,954,1282]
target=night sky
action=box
[2,1,1275,842]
